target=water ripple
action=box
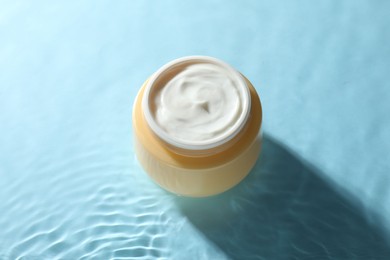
[0,139,176,259]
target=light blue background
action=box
[1,1,390,259]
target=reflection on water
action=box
[175,135,390,259]
[0,143,176,259]
[0,133,389,259]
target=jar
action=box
[132,56,262,197]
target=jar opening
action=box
[142,56,251,152]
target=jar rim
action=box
[142,56,251,151]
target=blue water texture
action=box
[1,1,390,259]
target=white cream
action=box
[150,59,249,147]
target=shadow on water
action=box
[174,134,390,260]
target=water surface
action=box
[1,1,390,259]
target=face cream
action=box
[146,60,250,150]
[133,56,262,197]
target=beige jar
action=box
[133,56,262,197]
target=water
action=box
[1,132,389,259]
[1,1,390,259]
[0,135,176,259]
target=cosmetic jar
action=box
[133,56,262,197]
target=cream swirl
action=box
[153,62,246,144]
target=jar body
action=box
[132,77,262,197]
